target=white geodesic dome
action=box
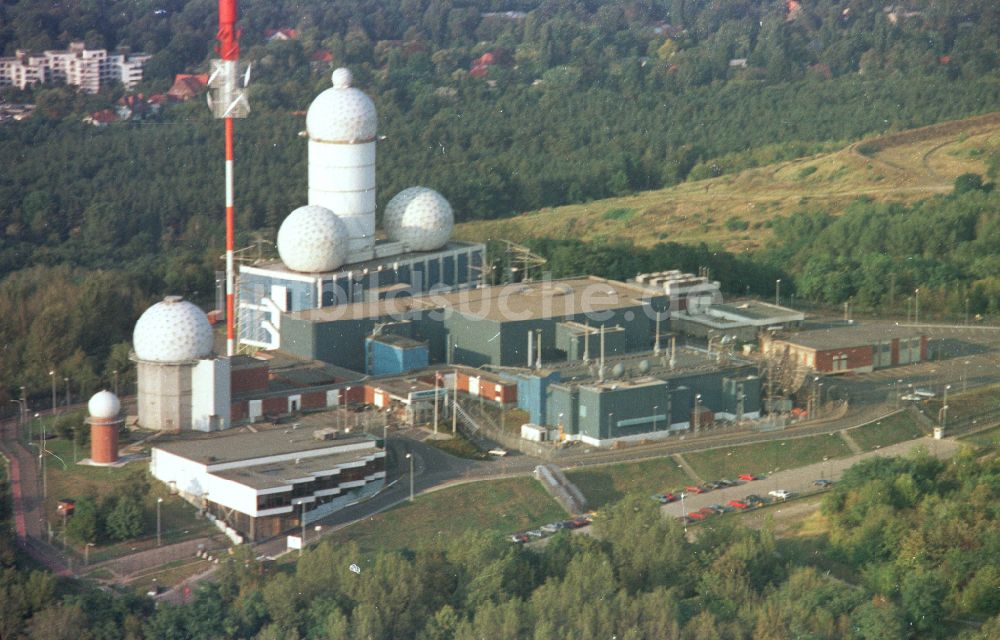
[133,296,214,363]
[88,390,120,419]
[383,187,454,252]
[277,205,350,272]
[306,68,377,143]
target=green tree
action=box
[105,496,144,542]
[65,497,99,545]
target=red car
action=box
[738,474,759,482]
[698,507,716,517]
[727,499,749,510]
[662,492,677,503]
[687,511,706,520]
[685,485,706,494]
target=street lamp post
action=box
[49,370,57,415]
[300,502,308,555]
[693,394,702,433]
[608,413,614,438]
[680,491,687,535]
[157,498,164,546]
[452,368,458,434]
[775,279,781,306]
[914,288,920,324]
[85,542,95,566]
[63,377,70,410]
[406,453,414,502]
[943,384,951,410]
[10,399,26,438]
[40,415,47,499]
[433,373,439,434]
[963,360,970,392]
[653,405,658,433]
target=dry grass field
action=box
[455,112,1000,251]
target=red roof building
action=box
[167,74,209,101]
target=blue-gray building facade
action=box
[238,241,484,350]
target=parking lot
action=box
[658,433,962,525]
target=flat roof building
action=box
[762,324,927,374]
[150,421,384,542]
[280,276,669,372]
[672,299,805,341]
[508,348,760,446]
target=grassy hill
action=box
[455,112,1000,252]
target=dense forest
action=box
[1,448,998,639]
[3,0,1000,405]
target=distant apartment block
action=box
[0,42,150,93]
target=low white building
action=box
[0,42,150,93]
[151,426,385,542]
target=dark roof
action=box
[154,423,373,466]
[774,324,924,350]
[368,333,425,349]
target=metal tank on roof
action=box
[383,186,454,252]
[277,204,350,272]
[306,68,377,259]
[133,296,214,363]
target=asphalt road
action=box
[664,435,962,521]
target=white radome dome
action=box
[382,187,455,251]
[383,187,454,252]
[88,390,120,419]
[133,296,214,363]
[306,68,377,143]
[277,205,350,272]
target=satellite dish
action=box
[611,363,625,378]
[638,359,651,374]
[349,564,361,574]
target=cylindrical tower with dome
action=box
[87,390,122,465]
[132,296,228,431]
[307,68,377,259]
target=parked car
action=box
[687,511,706,520]
[567,517,590,529]
[698,507,717,517]
[768,489,792,500]
[662,492,677,503]
[707,504,728,514]
[727,499,749,510]
[813,479,833,487]
[685,485,707,494]
[744,494,767,507]
[526,529,543,538]
[738,473,759,481]
[510,533,529,543]
[541,523,560,534]
[717,478,737,487]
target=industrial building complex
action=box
[103,66,927,543]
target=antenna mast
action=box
[209,0,251,356]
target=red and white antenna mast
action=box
[208,0,250,356]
